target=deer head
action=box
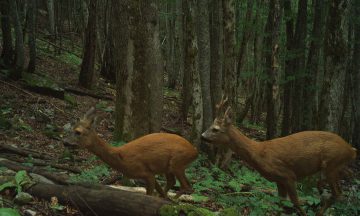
[72,107,99,147]
[202,105,233,145]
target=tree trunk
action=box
[302,0,324,130]
[27,183,170,216]
[0,0,14,67]
[27,0,37,73]
[47,0,55,35]
[79,0,98,89]
[181,0,195,122]
[264,0,281,139]
[113,0,129,141]
[281,0,294,136]
[291,0,307,132]
[318,0,347,133]
[222,0,236,114]
[166,0,177,89]
[118,1,163,141]
[196,0,212,132]
[9,0,25,80]
[351,0,360,149]
[210,0,223,119]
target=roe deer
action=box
[201,97,357,216]
[73,107,198,198]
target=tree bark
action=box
[166,0,177,89]
[318,0,347,133]
[27,183,170,216]
[79,0,97,89]
[47,0,55,35]
[0,0,14,67]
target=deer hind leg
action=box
[145,175,166,197]
[276,182,288,198]
[173,169,194,198]
[284,179,306,216]
[164,173,176,194]
[317,168,342,216]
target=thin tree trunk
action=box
[47,0,55,35]
[79,0,97,89]
[351,0,360,149]
[0,0,14,67]
[264,0,281,139]
[281,0,294,136]
[27,0,37,73]
[196,0,212,132]
[302,0,324,130]
[9,0,25,80]
[181,0,195,122]
[113,0,129,141]
[210,0,223,119]
[166,0,177,89]
[291,0,307,132]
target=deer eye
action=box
[74,131,81,136]
[212,127,219,132]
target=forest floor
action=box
[0,47,360,216]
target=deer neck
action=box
[84,132,125,169]
[226,125,262,167]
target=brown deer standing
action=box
[201,97,357,216]
[72,107,198,198]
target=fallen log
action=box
[65,87,114,101]
[27,182,170,216]
[0,158,69,185]
[1,155,81,174]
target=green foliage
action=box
[95,101,113,112]
[0,208,21,216]
[240,119,265,131]
[111,140,126,147]
[64,93,77,106]
[159,204,215,216]
[58,53,82,67]
[69,164,110,183]
[0,171,34,194]
[23,72,63,92]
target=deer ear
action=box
[224,106,232,125]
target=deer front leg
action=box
[284,179,307,216]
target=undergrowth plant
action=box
[187,155,360,216]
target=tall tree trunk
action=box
[120,1,163,141]
[210,0,223,119]
[79,0,98,89]
[27,0,37,73]
[264,0,281,139]
[196,0,212,132]
[302,0,324,130]
[0,0,14,67]
[351,0,360,149]
[222,0,236,114]
[113,0,129,141]
[281,0,294,136]
[166,0,177,89]
[291,0,307,132]
[319,0,347,133]
[47,0,55,35]
[9,0,25,80]
[181,0,195,122]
